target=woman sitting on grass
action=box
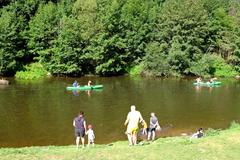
[191,128,204,139]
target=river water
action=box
[0,76,239,147]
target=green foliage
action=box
[0,9,18,75]
[15,63,48,80]
[228,55,240,72]
[205,128,221,136]
[190,54,237,77]
[229,121,240,129]
[28,2,60,58]
[0,0,240,77]
[212,56,238,77]
[129,64,144,75]
[87,0,159,76]
[189,54,215,77]
[142,42,171,76]
[46,16,85,75]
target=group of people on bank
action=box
[124,105,161,146]
[73,105,203,148]
[73,106,161,148]
[73,105,204,148]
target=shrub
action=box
[212,56,238,77]
[229,121,240,129]
[228,54,240,73]
[189,55,213,77]
[190,54,238,77]
[205,128,221,137]
[15,63,49,80]
[129,64,143,76]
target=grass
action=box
[0,123,240,160]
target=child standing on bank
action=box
[86,124,95,147]
[141,120,148,135]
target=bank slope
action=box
[0,124,240,160]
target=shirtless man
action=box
[124,105,143,146]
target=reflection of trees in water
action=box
[1,77,240,147]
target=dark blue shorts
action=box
[148,128,156,132]
[75,128,85,137]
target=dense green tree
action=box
[0,0,240,77]
[88,0,158,75]
[142,0,211,76]
[46,16,84,75]
[0,0,12,8]
[28,2,60,63]
[0,10,18,75]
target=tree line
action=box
[0,0,240,77]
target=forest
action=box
[0,0,240,78]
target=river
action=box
[0,76,239,147]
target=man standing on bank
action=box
[73,111,87,149]
[124,105,143,146]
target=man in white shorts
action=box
[124,105,143,146]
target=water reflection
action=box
[70,89,103,96]
[194,85,221,93]
[0,77,239,147]
[72,90,79,96]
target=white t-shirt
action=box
[127,111,142,129]
[87,129,95,141]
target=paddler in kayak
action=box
[87,80,92,86]
[209,77,217,83]
[73,80,79,87]
[195,77,202,83]
[206,77,217,84]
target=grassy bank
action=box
[1,123,240,160]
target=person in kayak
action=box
[73,80,79,87]
[206,77,217,84]
[73,111,87,148]
[209,77,217,83]
[124,105,143,146]
[196,77,202,83]
[87,80,92,86]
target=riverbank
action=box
[0,123,239,160]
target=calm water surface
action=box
[0,76,240,147]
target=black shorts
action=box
[75,128,85,137]
[148,128,156,132]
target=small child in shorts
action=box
[141,120,148,135]
[86,124,95,147]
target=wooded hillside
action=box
[1,0,240,77]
